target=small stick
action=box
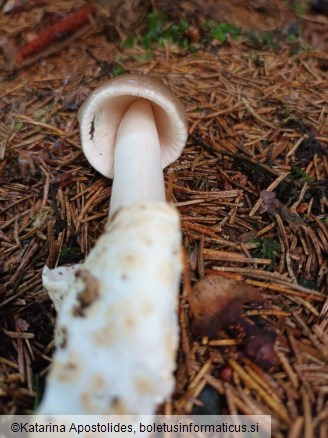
[17,5,95,62]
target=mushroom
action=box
[191,276,277,370]
[77,74,188,215]
[38,74,188,416]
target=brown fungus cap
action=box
[77,74,188,178]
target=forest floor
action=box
[0,1,328,437]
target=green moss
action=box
[135,54,153,62]
[247,30,281,50]
[291,168,312,182]
[112,64,125,76]
[287,33,299,43]
[293,0,311,16]
[250,237,280,270]
[32,105,55,123]
[122,35,136,49]
[140,11,190,50]
[207,22,240,42]
[59,245,82,264]
[259,238,280,258]
[14,121,24,131]
[146,10,167,32]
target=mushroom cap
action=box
[77,74,188,178]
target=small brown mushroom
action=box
[190,275,277,369]
[190,275,262,336]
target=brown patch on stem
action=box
[72,269,100,317]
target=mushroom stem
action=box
[39,75,188,418]
[110,99,166,216]
[39,202,182,416]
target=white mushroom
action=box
[77,74,187,215]
[39,74,188,416]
